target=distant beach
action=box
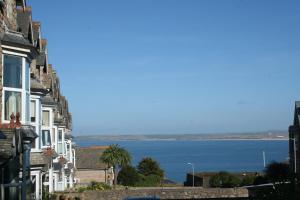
[75,131,288,141]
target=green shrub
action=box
[118,165,140,186]
[241,175,256,186]
[136,174,162,187]
[76,187,87,193]
[76,181,111,192]
[209,171,241,188]
[87,181,111,190]
[137,157,164,179]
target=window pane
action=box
[25,61,30,91]
[31,100,36,122]
[42,130,51,146]
[42,110,50,126]
[26,93,30,123]
[3,54,22,88]
[58,130,62,142]
[32,138,36,149]
[31,126,36,149]
[57,143,63,155]
[4,91,21,120]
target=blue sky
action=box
[29,0,300,135]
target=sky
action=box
[28,0,300,135]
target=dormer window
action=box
[2,53,30,124]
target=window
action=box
[58,130,63,154]
[31,100,36,122]
[25,61,30,91]
[32,138,36,149]
[58,130,62,142]
[3,55,22,88]
[42,110,50,126]
[42,130,51,146]
[26,93,30,122]
[4,91,21,120]
[31,126,38,150]
[2,54,30,124]
[31,175,37,196]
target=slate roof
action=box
[20,125,38,141]
[32,22,40,42]
[294,101,300,126]
[0,129,17,162]
[65,133,73,140]
[30,151,50,166]
[41,94,57,106]
[31,77,48,94]
[0,31,31,46]
[0,31,38,59]
[17,9,31,39]
[36,52,46,66]
[76,146,109,170]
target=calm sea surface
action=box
[74,139,288,183]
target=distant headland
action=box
[75,131,288,141]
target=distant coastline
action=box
[75,131,288,142]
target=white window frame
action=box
[31,96,42,151]
[30,170,42,200]
[2,51,31,124]
[57,128,64,155]
[41,107,53,149]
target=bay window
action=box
[2,53,30,124]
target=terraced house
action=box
[0,1,75,199]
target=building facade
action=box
[289,101,300,175]
[0,1,75,199]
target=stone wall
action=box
[76,170,108,185]
[55,187,249,200]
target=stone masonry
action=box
[55,187,249,200]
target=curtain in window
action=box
[42,111,50,126]
[31,101,36,122]
[42,130,51,146]
[4,91,21,120]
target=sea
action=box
[74,139,289,183]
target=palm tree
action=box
[101,144,132,186]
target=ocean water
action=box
[74,139,288,183]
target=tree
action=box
[117,165,140,186]
[100,144,132,186]
[265,162,290,183]
[137,157,164,179]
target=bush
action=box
[209,171,241,188]
[241,175,256,186]
[118,165,140,186]
[87,181,111,190]
[136,174,163,187]
[137,157,164,179]
[76,181,111,192]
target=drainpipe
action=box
[1,168,4,200]
[21,140,31,200]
